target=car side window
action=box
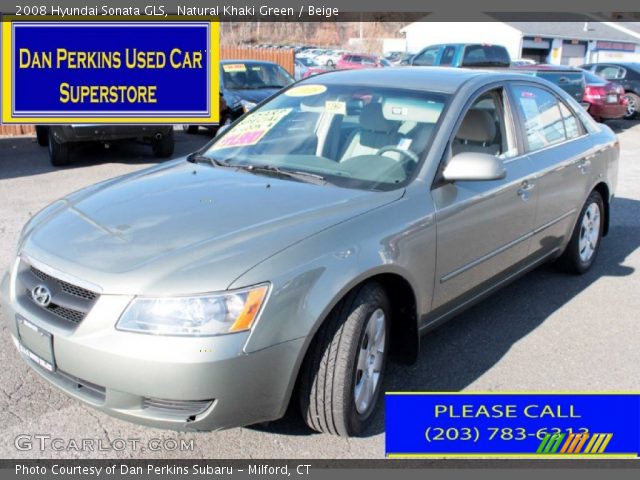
[440,46,456,66]
[361,57,376,65]
[596,65,624,80]
[451,88,517,159]
[558,102,581,140]
[350,55,362,63]
[512,85,567,152]
[413,47,440,66]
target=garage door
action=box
[561,42,587,66]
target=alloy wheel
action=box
[578,202,601,262]
[354,308,386,414]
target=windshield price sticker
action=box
[385,393,640,458]
[211,108,292,150]
[285,84,327,97]
[223,64,248,73]
[325,101,347,115]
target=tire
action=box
[557,190,604,274]
[623,92,640,120]
[182,125,199,134]
[48,129,71,166]
[35,126,49,146]
[152,129,174,158]
[299,283,390,437]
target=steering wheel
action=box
[376,146,420,164]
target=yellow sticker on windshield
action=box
[285,84,327,97]
[223,63,247,72]
[325,101,346,115]
[211,108,292,150]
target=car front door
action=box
[431,86,538,310]
[508,82,595,259]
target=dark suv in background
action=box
[580,62,640,119]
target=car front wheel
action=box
[557,190,604,274]
[152,129,175,158]
[48,129,71,166]
[299,282,389,436]
[35,126,49,146]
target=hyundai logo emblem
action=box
[31,285,52,307]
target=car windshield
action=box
[222,63,293,89]
[202,83,449,191]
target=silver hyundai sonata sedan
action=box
[2,68,618,436]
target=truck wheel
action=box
[36,126,49,146]
[623,92,639,119]
[48,129,71,166]
[182,125,199,134]
[299,283,390,436]
[557,190,604,274]
[152,129,174,158]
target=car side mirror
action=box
[216,124,230,137]
[442,152,506,182]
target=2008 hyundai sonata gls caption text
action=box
[2,68,618,436]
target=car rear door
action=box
[507,82,594,259]
[431,85,538,310]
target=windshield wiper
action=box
[240,164,328,186]
[187,154,234,168]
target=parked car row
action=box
[34,45,638,168]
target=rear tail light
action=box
[584,85,607,101]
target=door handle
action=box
[517,180,535,201]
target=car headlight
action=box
[240,99,257,113]
[117,284,269,336]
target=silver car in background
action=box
[2,68,618,437]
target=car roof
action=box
[303,67,539,94]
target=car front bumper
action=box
[1,260,303,431]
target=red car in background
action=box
[336,53,390,70]
[581,70,627,122]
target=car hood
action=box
[23,160,402,295]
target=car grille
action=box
[24,289,87,324]
[30,266,98,301]
[17,260,100,327]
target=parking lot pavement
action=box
[1,124,639,459]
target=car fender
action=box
[229,192,436,357]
